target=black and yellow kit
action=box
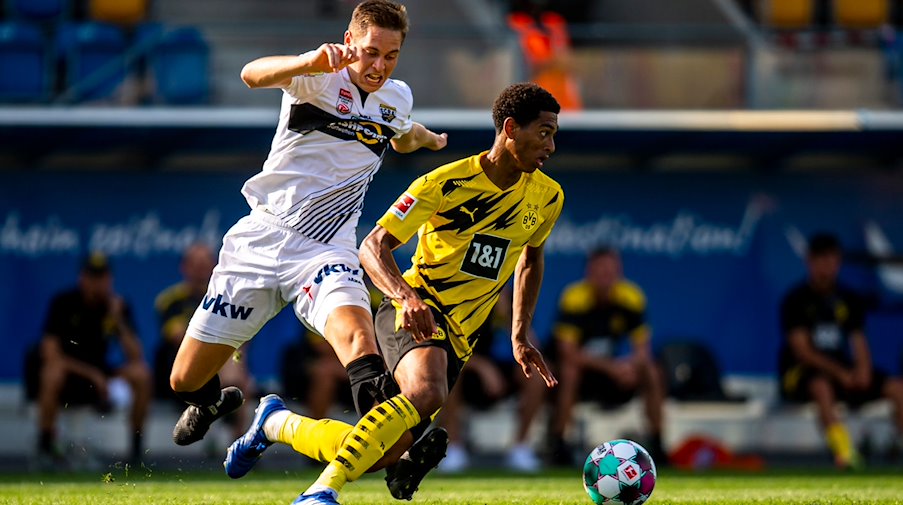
[553,279,649,353]
[779,281,888,403]
[375,151,564,371]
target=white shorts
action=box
[186,209,371,348]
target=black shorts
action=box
[577,368,638,408]
[374,297,467,394]
[781,364,890,407]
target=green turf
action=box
[1,468,902,504]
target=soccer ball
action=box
[583,439,657,505]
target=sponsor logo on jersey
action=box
[379,103,397,122]
[201,294,255,320]
[391,193,418,220]
[336,88,353,115]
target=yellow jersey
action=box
[377,151,564,360]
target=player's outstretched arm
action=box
[512,244,557,388]
[360,225,438,342]
[240,43,360,89]
[390,122,448,154]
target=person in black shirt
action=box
[779,233,903,468]
[37,253,152,463]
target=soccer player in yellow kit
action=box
[225,83,563,504]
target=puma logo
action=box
[460,206,476,221]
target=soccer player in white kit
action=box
[167,0,446,488]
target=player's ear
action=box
[344,30,353,46]
[503,117,518,140]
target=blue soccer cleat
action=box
[291,490,341,505]
[223,393,287,478]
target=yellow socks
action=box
[310,394,421,494]
[826,422,859,468]
[272,413,353,463]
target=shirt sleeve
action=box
[844,290,866,333]
[376,174,442,244]
[283,64,330,101]
[392,81,414,136]
[780,290,808,334]
[42,294,68,337]
[552,284,585,344]
[528,188,564,247]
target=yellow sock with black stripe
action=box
[826,422,855,465]
[271,413,353,463]
[309,394,421,495]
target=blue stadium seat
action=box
[150,27,210,105]
[56,22,127,102]
[7,0,67,21]
[0,22,48,101]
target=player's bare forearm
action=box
[512,244,544,343]
[512,244,557,387]
[391,122,448,153]
[360,226,416,302]
[361,225,437,341]
[789,329,849,380]
[241,45,358,89]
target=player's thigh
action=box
[375,298,457,415]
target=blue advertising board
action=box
[1,168,902,386]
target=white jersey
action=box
[241,68,414,246]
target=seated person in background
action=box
[281,330,351,420]
[154,243,254,439]
[36,252,151,463]
[436,283,547,473]
[779,233,903,469]
[548,247,667,465]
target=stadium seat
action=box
[7,0,67,21]
[759,0,814,29]
[150,27,210,104]
[0,21,48,101]
[88,0,148,26]
[56,22,127,102]
[833,0,889,29]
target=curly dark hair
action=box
[350,0,409,41]
[491,82,561,133]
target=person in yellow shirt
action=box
[547,247,667,466]
[224,82,563,504]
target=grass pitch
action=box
[2,468,902,504]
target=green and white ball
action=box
[583,439,657,505]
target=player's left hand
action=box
[513,340,557,388]
[426,132,448,151]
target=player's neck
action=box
[481,147,523,190]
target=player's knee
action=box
[404,380,447,418]
[808,376,834,399]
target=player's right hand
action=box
[400,296,438,343]
[313,43,360,73]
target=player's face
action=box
[587,254,621,292]
[79,272,113,305]
[345,26,403,93]
[807,251,841,290]
[511,111,558,172]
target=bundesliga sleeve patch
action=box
[390,192,418,220]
